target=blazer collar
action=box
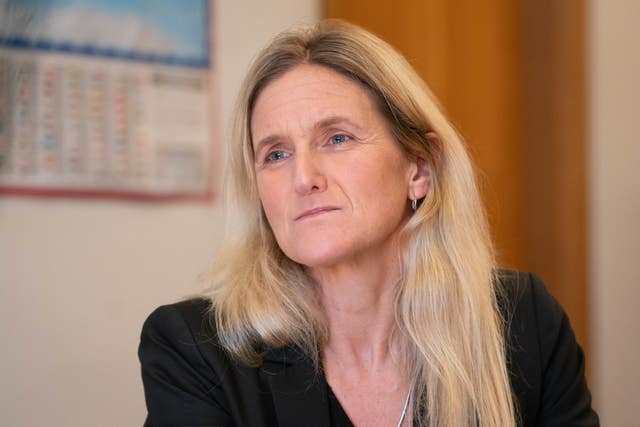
[262,346,331,427]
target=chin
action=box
[287,252,341,269]
[283,242,351,269]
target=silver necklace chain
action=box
[396,385,412,427]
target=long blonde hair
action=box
[202,20,516,427]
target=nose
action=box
[293,150,327,195]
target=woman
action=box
[139,20,598,427]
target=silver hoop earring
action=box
[411,199,417,211]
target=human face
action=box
[251,64,417,269]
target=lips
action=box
[294,206,340,221]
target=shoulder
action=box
[141,298,216,345]
[139,298,240,426]
[495,270,599,427]
[140,298,228,371]
[139,298,302,426]
[139,297,243,387]
[495,269,561,319]
[496,270,569,353]
[495,270,580,381]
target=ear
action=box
[407,132,442,200]
[407,156,430,201]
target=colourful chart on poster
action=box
[0,0,214,200]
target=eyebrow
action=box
[253,115,365,156]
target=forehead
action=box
[250,64,382,139]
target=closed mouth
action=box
[295,206,340,221]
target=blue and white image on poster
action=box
[0,0,209,68]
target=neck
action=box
[310,245,403,369]
[311,245,413,426]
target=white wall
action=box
[588,1,640,425]
[0,1,320,426]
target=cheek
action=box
[256,176,287,226]
[367,164,412,217]
[353,155,410,198]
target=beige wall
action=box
[0,1,319,426]
[588,0,640,425]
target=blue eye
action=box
[329,134,350,145]
[265,150,289,163]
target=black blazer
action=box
[139,272,599,426]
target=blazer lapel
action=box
[262,347,331,427]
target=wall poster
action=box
[0,0,214,201]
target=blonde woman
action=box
[139,20,598,427]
